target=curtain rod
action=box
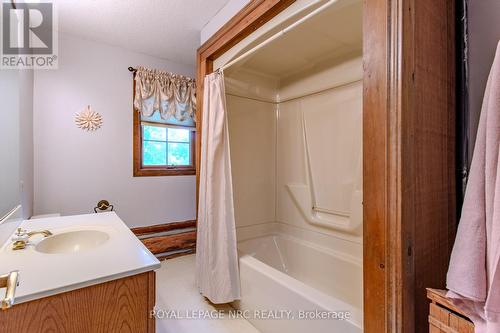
[219,0,338,72]
[128,66,195,82]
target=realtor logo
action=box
[1,1,58,69]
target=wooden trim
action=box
[198,0,297,61]
[131,220,196,235]
[362,1,390,331]
[132,76,196,177]
[157,248,196,261]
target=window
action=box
[134,113,195,177]
[132,67,196,177]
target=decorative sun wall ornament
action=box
[75,105,103,131]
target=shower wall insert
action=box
[218,1,364,332]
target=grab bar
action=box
[0,271,19,310]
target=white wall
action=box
[200,0,251,44]
[227,95,276,228]
[19,70,34,219]
[467,0,500,163]
[34,34,196,228]
[0,70,34,221]
[0,71,20,218]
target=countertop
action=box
[0,212,160,304]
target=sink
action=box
[35,230,109,254]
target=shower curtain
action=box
[196,71,241,304]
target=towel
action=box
[446,41,500,332]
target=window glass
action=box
[168,128,190,142]
[143,141,167,165]
[168,142,190,165]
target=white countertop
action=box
[0,212,160,304]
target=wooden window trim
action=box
[133,79,196,177]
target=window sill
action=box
[133,167,196,177]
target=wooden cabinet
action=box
[0,271,156,333]
[427,289,474,333]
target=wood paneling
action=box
[0,272,155,333]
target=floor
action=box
[155,254,260,333]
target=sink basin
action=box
[35,230,109,254]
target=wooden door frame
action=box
[196,1,456,332]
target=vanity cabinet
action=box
[0,271,156,333]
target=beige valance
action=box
[133,66,196,123]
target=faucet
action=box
[12,228,53,251]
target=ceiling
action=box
[52,0,230,66]
[226,0,362,79]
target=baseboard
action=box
[131,220,196,260]
[157,248,196,261]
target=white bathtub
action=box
[234,233,363,333]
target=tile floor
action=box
[155,254,260,333]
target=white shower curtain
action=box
[196,71,241,304]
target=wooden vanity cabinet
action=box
[0,271,156,333]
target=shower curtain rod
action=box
[218,0,338,72]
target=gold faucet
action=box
[12,228,53,251]
[27,230,53,238]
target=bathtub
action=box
[234,233,363,333]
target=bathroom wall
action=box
[226,69,278,229]
[200,0,251,44]
[227,96,276,228]
[0,71,20,218]
[0,69,34,247]
[226,56,363,244]
[467,0,500,163]
[276,57,363,241]
[33,34,196,228]
[19,70,34,220]
[0,70,34,221]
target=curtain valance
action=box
[133,66,196,124]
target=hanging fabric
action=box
[133,66,196,124]
[446,41,500,332]
[196,71,240,303]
